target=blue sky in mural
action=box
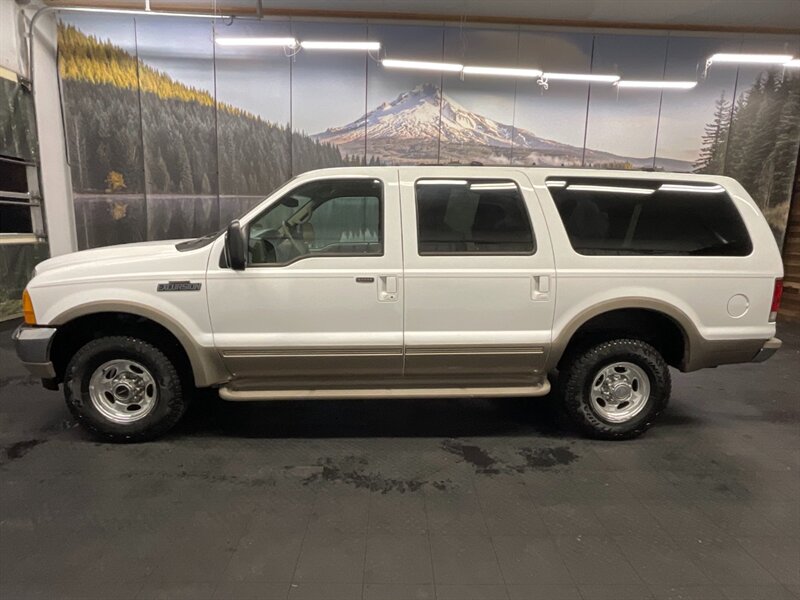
[514,31,594,155]
[214,19,291,124]
[365,23,445,163]
[291,21,368,137]
[584,33,669,161]
[655,35,742,167]
[442,26,518,127]
[366,22,444,110]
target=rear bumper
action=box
[751,337,781,363]
[13,325,57,379]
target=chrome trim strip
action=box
[221,346,403,358]
[221,345,543,358]
[219,381,551,401]
[405,345,544,356]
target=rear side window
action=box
[415,179,535,255]
[546,178,752,256]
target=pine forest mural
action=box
[57,16,800,249]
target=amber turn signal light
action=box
[22,289,36,325]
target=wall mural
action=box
[57,14,800,250]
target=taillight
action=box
[769,278,783,322]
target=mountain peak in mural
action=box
[314,83,691,170]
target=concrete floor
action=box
[0,319,798,600]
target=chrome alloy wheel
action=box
[590,361,651,423]
[88,359,158,424]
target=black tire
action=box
[559,338,671,440]
[64,336,188,442]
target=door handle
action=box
[532,275,550,300]
[378,275,399,302]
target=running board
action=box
[218,382,550,402]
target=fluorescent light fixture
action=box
[542,72,620,83]
[417,179,468,186]
[708,53,793,65]
[784,59,800,68]
[300,40,380,51]
[469,182,518,191]
[617,80,697,89]
[57,6,232,18]
[215,37,297,47]
[567,184,655,195]
[545,180,567,188]
[382,59,464,72]
[463,65,542,78]
[659,183,725,193]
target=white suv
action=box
[14,167,783,441]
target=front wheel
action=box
[559,338,671,440]
[64,336,188,442]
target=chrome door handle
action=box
[532,275,550,300]
[378,275,399,302]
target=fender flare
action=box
[547,297,700,371]
[50,300,229,387]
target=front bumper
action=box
[751,337,782,363]
[13,325,57,379]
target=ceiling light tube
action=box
[542,72,620,83]
[215,37,298,47]
[417,179,468,186]
[567,184,655,195]
[382,59,464,72]
[462,65,542,78]
[784,59,800,68]
[545,180,567,188]
[300,40,380,51]
[469,182,518,190]
[617,80,697,89]
[659,183,725,193]
[707,53,793,65]
[56,6,232,18]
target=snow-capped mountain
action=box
[313,83,691,170]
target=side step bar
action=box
[218,381,550,401]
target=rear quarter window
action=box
[546,177,752,256]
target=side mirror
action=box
[226,220,247,271]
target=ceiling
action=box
[44,0,800,32]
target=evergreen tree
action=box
[176,144,193,194]
[694,91,731,174]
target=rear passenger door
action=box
[399,169,556,386]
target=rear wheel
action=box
[560,338,671,440]
[64,336,188,442]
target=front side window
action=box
[415,179,535,255]
[547,177,752,256]
[248,178,382,265]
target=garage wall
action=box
[780,162,800,321]
[0,2,50,320]
[54,12,800,250]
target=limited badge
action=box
[157,281,202,292]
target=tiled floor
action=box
[1,320,798,600]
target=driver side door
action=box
[206,171,403,390]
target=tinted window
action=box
[415,179,535,255]
[547,178,752,256]
[248,178,382,265]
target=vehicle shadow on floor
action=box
[174,391,579,440]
